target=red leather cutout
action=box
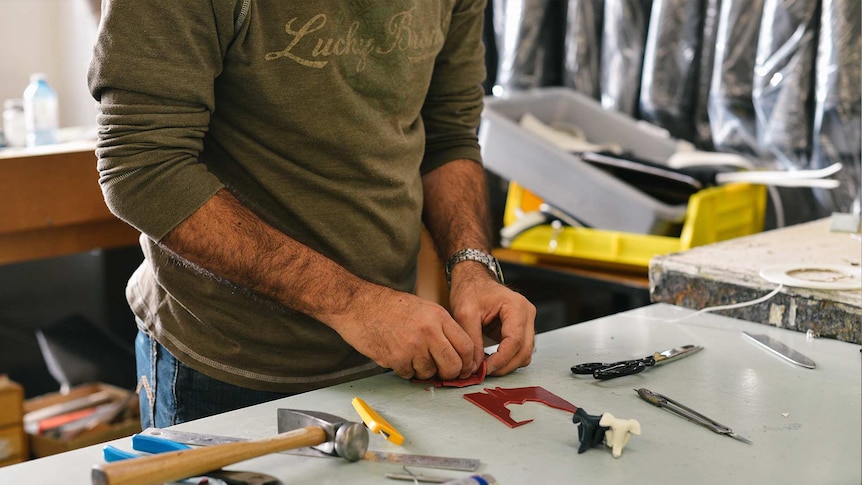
[463,386,578,428]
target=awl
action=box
[635,388,752,444]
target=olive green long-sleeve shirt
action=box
[88,0,487,392]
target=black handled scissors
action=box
[571,344,703,380]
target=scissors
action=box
[571,344,703,380]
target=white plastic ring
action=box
[759,264,862,290]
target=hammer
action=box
[91,409,369,485]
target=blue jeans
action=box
[135,329,291,429]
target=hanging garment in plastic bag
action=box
[691,0,722,150]
[492,0,567,94]
[562,0,604,99]
[708,0,765,159]
[811,0,861,214]
[600,0,652,116]
[752,0,819,171]
[638,0,705,143]
[483,0,499,94]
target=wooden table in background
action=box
[493,247,652,319]
[494,247,650,290]
[0,142,140,265]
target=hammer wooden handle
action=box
[91,426,326,485]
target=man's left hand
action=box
[448,265,536,376]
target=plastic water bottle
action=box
[22,73,59,147]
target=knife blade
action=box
[653,344,703,366]
[742,331,816,369]
[351,396,404,445]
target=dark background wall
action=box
[0,247,142,398]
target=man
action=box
[88,0,535,428]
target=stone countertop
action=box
[650,218,861,343]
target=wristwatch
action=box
[445,248,505,287]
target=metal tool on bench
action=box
[742,331,816,369]
[140,426,482,472]
[140,405,482,473]
[352,397,405,445]
[571,344,703,380]
[91,409,369,485]
[635,388,752,444]
[103,434,281,485]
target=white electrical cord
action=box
[669,284,785,323]
[653,260,860,323]
[629,284,786,325]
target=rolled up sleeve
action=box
[87,0,238,240]
[420,0,488,174]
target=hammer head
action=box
[277,409,369,462]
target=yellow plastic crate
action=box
[502,182,766,271]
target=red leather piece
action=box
[463,386,578,428]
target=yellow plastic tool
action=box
[351,397,405,445]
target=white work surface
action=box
[3,304,860,484]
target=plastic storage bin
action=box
[502,181,766,271]
[480,87,690,235]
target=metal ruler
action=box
[139,427,481,472]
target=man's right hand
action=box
[328,287,476,381]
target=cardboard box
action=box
[0,424,27,466]
[0,376,24,428]
[24,383,141,459]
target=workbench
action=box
[650,218,862,344]
[2,303,859,484]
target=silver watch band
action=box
[445,248,505,287]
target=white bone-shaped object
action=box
[600,413,641,458]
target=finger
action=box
[467,324,486,376]
[428,337,467,380]
[392,364,415,380]
[486,318,535,376]
[412,353,437,380]
[442,319,478,378]
[449,307,485,377]
[378,351,416,380]
[485,337,521,376]
[488,328,534,376]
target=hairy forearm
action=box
[422,159,536,377]
[161,189,381,326]
[422,159,493,261]
[162,188,480,379]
